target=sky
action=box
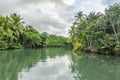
[0,0,120,37]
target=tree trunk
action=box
[109,12,119,42]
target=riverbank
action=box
[77,44,120,56]
[70,3,120,56]
[0,13,72,50]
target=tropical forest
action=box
[0,1,120,80]
[70,3,120,55]
[0,13,71,50]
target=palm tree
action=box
[75,11,84,23]
[10,13,25,42]
[108,11,118,43]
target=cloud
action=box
[102,0,120,5]
[74,0,106,14]
[1,0,119,37]
[18,1,74,36]
[0,0,75,37]
[63,0,75,6]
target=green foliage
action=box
[40,33,72,47]
[114,42,120,54]
[0,13,71,50]
[70,3,120,55]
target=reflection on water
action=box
[1,48,120,80]
[19,55,74,80]
[71,53,120,80]
[0,48,75,80]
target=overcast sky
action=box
[0,0,120,37]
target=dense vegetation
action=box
[70,3,120,55]
[0,13,71,50]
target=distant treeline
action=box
[0,13,71,50]
[70,3,120,55]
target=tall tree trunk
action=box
[109,12,119,42]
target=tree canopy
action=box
[0,13,71,50]
[70,3,120,55]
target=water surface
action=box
[0,48,120,80]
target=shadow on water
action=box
[71,52,120,80]
[0,48,73,80]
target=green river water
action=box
[0,48,120,80]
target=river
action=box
[0,48,120,80]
